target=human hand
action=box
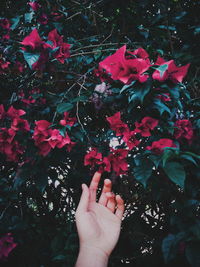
[75,172,125,260]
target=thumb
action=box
[76,183,89,213]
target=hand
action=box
[75,172,125,260]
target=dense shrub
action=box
[0,1,200,266]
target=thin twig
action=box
[70,48,117,57]
[66,11,81,20]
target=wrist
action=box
[75,244,109,267]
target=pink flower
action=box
[0,233,17,259]
[84,147,103,168]
[122,130,140,150]
[156,93,171,102]
[146,138,176,154]
[108,148,129,176]
[135,117,158,137]
[0,128,16,144]
[37,13,48,25]
[48,29,71,63]
[21,28,44,50]
[98,156,111,174]
[28,1,41,11]
[14,61,25,73]
[59,112,77,127]
[0,19,10,30]
[99,45,150,84]
[0,59,10,74]
[11,118,30,132]
[7,106,26,119]
[174,119,193,143]
[106,111,129,137]
[152,56,190,84]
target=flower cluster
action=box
[174,119,194,143]
[0,233,17,260]
[21,28,70,70]
[0,105,30,162]
[33,120,76,156]
[84,147,128,176]
[18,88,46,106]
[96,45,190,85]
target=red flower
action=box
[11,118,30,132]
[146,138,176,154]
[108,148,129,176]
[14,61,25,73]
[122,130,140,150]
[48,29,63,48]
[37,13,48,25]
[152,56,190,84]
[28,1,41,11]
[0,128,16,144]
[7,106,26,119]
[135,117,158,137]
[0,19,10,30]
[106,111,129,137]
[98,156,111,174]
[21,28,44,50]
[0,59,10,74]
[59,112,77,127]
[48,29,71,63]
[4,140,24,162]
[84,147,102,168]
[0,233,17,259]
[99,45,150,84]
[94,67,113,83]
[156,93,171,102]
[174,119,193,142]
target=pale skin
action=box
[75,171,125,267]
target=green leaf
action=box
[153,99,171,115]
[163,162,186,188]
[162,234,177,263]
[57,103,73,114]
[180,154,197,166]
[10,16,21,30]
[22,51,40,69]
[148,155,162,169]
[162,149,175,167]
[120,81,136,94]
[133,159,154,188]
[156,64,168,78]
[24,12,34,23]
[128,80,151,104]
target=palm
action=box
[75,172,125,257]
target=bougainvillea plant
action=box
[0,1,200,267]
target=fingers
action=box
[106,192,116,213]
[89,171,101,202]
[115,195,125,220]
[98,179,112,205]
[76,184,89,214]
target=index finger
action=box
[89,171,102,202]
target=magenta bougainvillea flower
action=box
[152,56,190,84]
[0,59,10,74]
[135,117,159,137]
[122,130,140,150]
[84,147,103,168]
[106,111,129,137]
[98,156,111,174]
[33,120,75,156]
[146,138,176,154]
[28,1,41,11]
[59,112,77,127]
[21,28,70,69]
[0,104,6,120]
[7,106,26,118]
[0,233,17,260]
[156,93,171,102]
[174,119,194,142]
[108,148,129,176]
[99,45,150,84]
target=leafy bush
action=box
[0,0,200,266]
